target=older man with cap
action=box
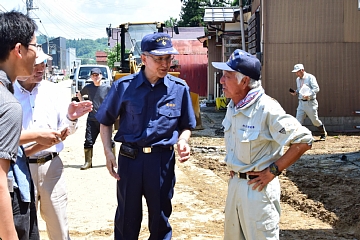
[212,49,313,240]
[76,67,115,170]
[14,47,93,240]
[290,63,327,141]
[96,32,196,239]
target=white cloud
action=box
[1,0,183,40]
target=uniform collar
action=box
[136,69,169,88]
[231,87,264,118]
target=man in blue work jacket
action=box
[96,32,196,240]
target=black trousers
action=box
[84,119,115,149]
[11,187,40,240]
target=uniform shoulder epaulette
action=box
[167,74,187,86]
[116,72,139,83]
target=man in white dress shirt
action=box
[14,48,93,240]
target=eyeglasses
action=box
[28,43,42,52]
[145,54,174,64]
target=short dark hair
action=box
[0,11,38,62]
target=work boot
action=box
[80,148,93,170]
[317,125,327,141]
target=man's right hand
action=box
[105,148,120,180]
[36,129,63,146]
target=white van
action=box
[71,64,112,101]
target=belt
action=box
[301,99,308,101]
[232,171,258,180]
[122,143,173,154]
[28,152,58,164]
[141,146,173,153]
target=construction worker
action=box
[76,67,115,170]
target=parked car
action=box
[55,73,65,81]
[71,64,112,101]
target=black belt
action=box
[123,143,173,154]
[235,172,258,180]
[301,99,308,101]
[28,152,58,164]
[141,146,173,153]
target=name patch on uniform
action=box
[279,128,286,134]
[242,124,255,129]
[166,103,176,107]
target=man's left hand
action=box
[67,101,93,120]
[177,139,190,163]
[247,168,276,192]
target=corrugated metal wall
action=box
[172,40,208,97]
[261,0,360,131]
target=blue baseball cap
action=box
[212,49,261,80]
[141,33,179,56]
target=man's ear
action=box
[13,43,22,59]
[241,76,250,88]
[141,54,147,64]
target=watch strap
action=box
[269,162,282,176]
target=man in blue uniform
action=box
[96,32,196,240]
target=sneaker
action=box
[319,132,327,141]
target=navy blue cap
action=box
[141,33,179,56]
[91,68,101,74]
[212,49,261,80]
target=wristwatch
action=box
[269,162,282,176]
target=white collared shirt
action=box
[14,80,78,157]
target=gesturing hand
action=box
[67,101,93,120]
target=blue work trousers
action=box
[114,149,175,240]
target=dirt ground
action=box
[38,84,360,239]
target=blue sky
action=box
[1,0,183,40]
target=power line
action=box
[34,1,96,39]
[0,4,8,12]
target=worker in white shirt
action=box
[14,48,93,240]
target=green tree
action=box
[66,38,108,61]
[178,0,229,27]
[105,43,121,69]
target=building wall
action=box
[207,32,224,101]
[172,39,208,97]
[66,48,77,74]
[48,37,67,71]
[261,0,360,132]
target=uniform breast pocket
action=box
[157,107,181,134]
[235,130,260,164]
[125,103,143,131]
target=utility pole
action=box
[239,0,246,51]
[26,0,38,16]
